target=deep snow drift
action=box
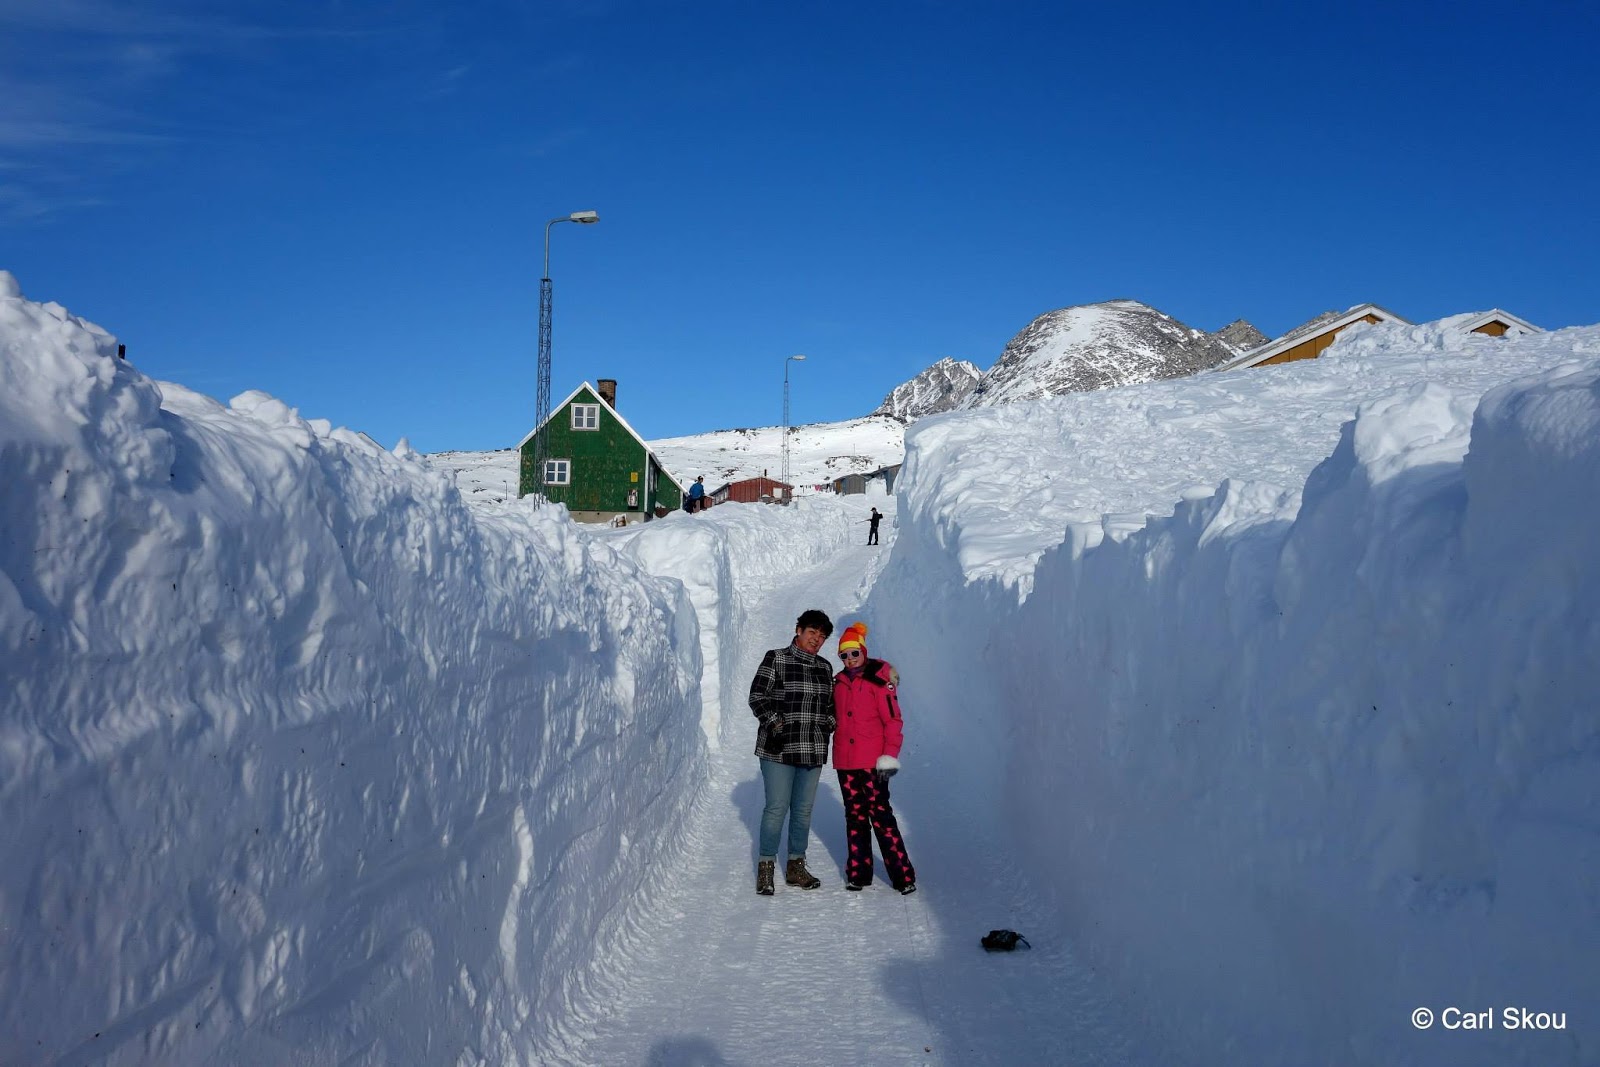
[867,318,1600,1065]
[0,272,716,1064]
[4,264,1597,1067]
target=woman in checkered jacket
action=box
[748,609,838,896]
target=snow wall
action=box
[868,324,1600,1067]
[0,273,707,1066]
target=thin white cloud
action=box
[0,0,303,43]
[0,177,104,220]
[0,1,356,220]
[0,118,172,149]
[0,1,598,221]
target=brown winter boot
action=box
[756,859,776,896]
[785,856,822,890]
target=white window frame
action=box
[543,458,571,485]
[571,404,600,431]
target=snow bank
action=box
[900,319,1592,595]
[0,272,707,1065]
[870,320,1600,1066]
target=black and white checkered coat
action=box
[749,642,837,766]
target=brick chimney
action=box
[598,379,617,408]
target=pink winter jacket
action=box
[831,658,905,770]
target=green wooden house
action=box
[517,380,685,522]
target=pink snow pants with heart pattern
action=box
[837,769,916,888]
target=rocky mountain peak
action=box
[1211,318,1270,355]
[873,356,982,422]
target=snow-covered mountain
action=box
[872,356,981,421]
[432,415,905,503]
[963,299,1237,408]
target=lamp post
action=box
[782,354,806,485]
[531,210,600,496]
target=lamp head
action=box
[570,210,600,224]
[791,354,806,362]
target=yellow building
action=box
[1219,305,1541,371]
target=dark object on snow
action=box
[981,929,1030,952]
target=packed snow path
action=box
[547,529,1152,1066]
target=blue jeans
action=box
[758,759,822,861]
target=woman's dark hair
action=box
[795,609,833,636]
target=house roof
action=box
[518,381,684,491]
[1437,308,1543,335]
[711,476,794,496]
[833,464,899,484]
[1218,303,1410,371]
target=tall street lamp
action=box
[532,209,600,496]
[782,354,806,485]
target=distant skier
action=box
[867,507,882,545]
[832,622,916,893]
[688,476,707,512]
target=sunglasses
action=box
[840,649,863,659]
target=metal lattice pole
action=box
[781,372,791,484]
[533,275,553,496]
[781,354,805,486]
[527,211,598,499]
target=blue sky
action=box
[4,0,1598,452]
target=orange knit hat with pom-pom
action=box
[837,622,868,656]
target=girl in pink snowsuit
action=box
[831,622,917,893]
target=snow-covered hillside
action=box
[965,298,1236,407]
[652,414,904,490]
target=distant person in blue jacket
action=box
[688,476,707,512]
[867,507,882,545]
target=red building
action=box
[710,476,793,505]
